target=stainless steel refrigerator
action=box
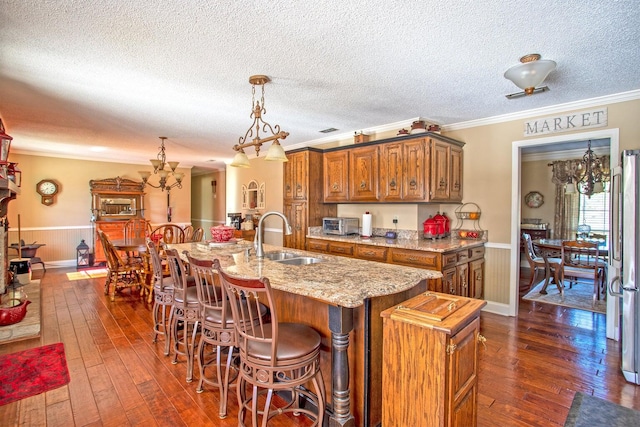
[610,149,640,385]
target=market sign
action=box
[524,107,608,137]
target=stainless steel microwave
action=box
[322,217,359,235]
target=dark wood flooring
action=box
[1,267,639,426]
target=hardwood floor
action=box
[1,267,639,426]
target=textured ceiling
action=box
[1,0,639,172]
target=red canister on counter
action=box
[423,216,438,239]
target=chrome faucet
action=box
[254,211,293,259]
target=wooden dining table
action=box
[533,238,608,294]
[110,237,153,302]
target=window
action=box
[578,187,609,238]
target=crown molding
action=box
[443,89,640,131]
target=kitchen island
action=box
[170,241,442,427]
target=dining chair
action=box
[522,233,562,293]
[215,259,325,427]
[165,248,199,382]
[183,225,194,242]
[186,254,267,419]
[190,227,204,242]
[124,218,150,239]
[98,231,144,301]
[151,223,186,244]
[148,239,175,355]
[560,240,605,303]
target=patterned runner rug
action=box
[523,279,606,314]
[564,392,640,426]
[0,343,70,406]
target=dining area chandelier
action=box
[139,137,184,192]
[230,75,289,168]
[565,140,610,197]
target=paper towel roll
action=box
[362,212,372,237]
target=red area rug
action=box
[0,343,70,406]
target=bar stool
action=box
[147,240,174,355]
[215,259,325,427]
[186,254,267,419]
[165,248,198,382]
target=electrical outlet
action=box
[393,216,398,224]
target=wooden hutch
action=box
[90,177,145,264]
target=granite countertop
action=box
[169,241,441,308]
[306,232,485,253]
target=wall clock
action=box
[36,179,59,206]
[524,191,544,208]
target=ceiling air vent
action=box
[319,128,338,133]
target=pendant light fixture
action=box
[504,54,556,97]
[230,75,289,167]
[565,140,609,197]
[139,137,184,192]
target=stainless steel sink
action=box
[275,256,323,266]
[263,251,300,261]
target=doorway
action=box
[510,128,620,340]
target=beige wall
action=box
[191,170,226,238]
[226,156,285,246]
[521,159,556,231]
[6,153,191,264]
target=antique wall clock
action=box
[36,179,59,205]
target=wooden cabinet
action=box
[469,258,485,299]
[323,133,463,203]
[94,221,125,263]
[354,244,388,262]
[283,149,336,250]
[380,138,426,201]
[306,237,485,299]
[450,144,464,202]
[233,229,255,241]
[284,151,307,200]
[349,145,379,201]
[381,292,486,427]
[430,139,451,201]
[323,150,349,202]
[283,201,307,250]
[442,246,485,297]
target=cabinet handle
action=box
[332,182,338,191]
[454,181,460,190]
[446,343,457,355]
[360,180,366,189]
[286,184,291,191]
[409,178,417,188]
[477,334,487,349]
[406,256,418,261]
[296,184,302,191]
[439,178,447,189]
[362,251,375,256]
[390,178,396,188]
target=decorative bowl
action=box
[210,226,235,243]
[0,299,31,326]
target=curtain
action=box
[550,156,609,240]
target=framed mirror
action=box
[242,180,265,210]
[90,177,145,221]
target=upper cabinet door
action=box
[430,139,450,201]
[324,150,349,202]
[284,151,308,200]
[402,138,426,201]
[380,142,403,201]
[349,145,380,202]
[449,145,463,202]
